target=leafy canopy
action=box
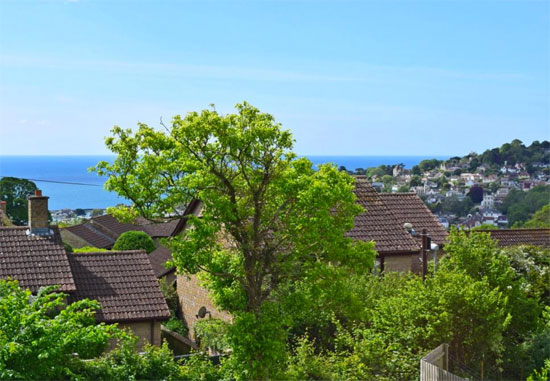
[94,102,375,377]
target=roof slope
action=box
[379,193,449,245]
[0,226,76,292]
[67,250,171,323]
[65,223,115,248]
[149,245,175,278]
[348,177,420,254]
[475,229,550,248]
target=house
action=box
[348,176,448,273]
[67,250,170,347]
[0,191,170,348]
[472,229,550,249]
[60,213,184,250]
[174,177,450,340]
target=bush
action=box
[113,231,156,254]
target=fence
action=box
[420,344,469,381]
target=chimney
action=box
[28,190,51,235]
[0,201,6,217]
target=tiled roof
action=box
[67,250,171,323]
[90,214,141,237]
[64,223,115,249]
[137,217,183,238]
[348,177,420,254]
[0,226,76,292]
[475,229,550,248]
[149,245,175,278]
[64,215,184,248]
[379,193,449,245]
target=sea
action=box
[0,155,448,210]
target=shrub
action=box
[113,231,156,254]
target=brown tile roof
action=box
[90,214,141,237]
[474,229,550,248]
[64,215,184,249]
[348,177,420,254]
[149,245,175,278]
[64,223,115,249]
[379,193,449,245]
[0,226,76,293]
[67,250,171,323]
[137,218,182,238]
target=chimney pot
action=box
[35,190,42,197]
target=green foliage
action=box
[0,177,38,225]
[527,359,550,381]
[80,335,182,380]
[94,102,376,377]
[0,279,117,380]
[179,353,224,380]
[500,185,550,226]
[64,242,74,253]
[522,204,550,228]
[471,223,499,230]
[113,230,156,254]
[158,277,179,316]
[73,246,110,253]
[164,317,189,337]
[438,195,474,217]
[283,230,547,380]
[91,208,104,217]
[194,319,230,352]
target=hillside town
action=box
[343,140,550,230]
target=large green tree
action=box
[0,280,117,379]
[0,177,38,225]
[94,102,375,378]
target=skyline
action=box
[0,1,549,156]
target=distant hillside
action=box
[411,139,549,175]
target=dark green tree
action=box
[0,177,38,225]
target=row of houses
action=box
[1,178,549,350]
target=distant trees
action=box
[467,185,483,204]
[113,231,156,254]
[520,204,550,228]
[0,177,38,225]
[500,186,550,226]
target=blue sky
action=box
[0,1,548,156]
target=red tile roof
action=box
[379,193,449,245]
[474,229,550,248]
[67,250,171,323]
[348,177,420,254]
[0,226,76,292]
